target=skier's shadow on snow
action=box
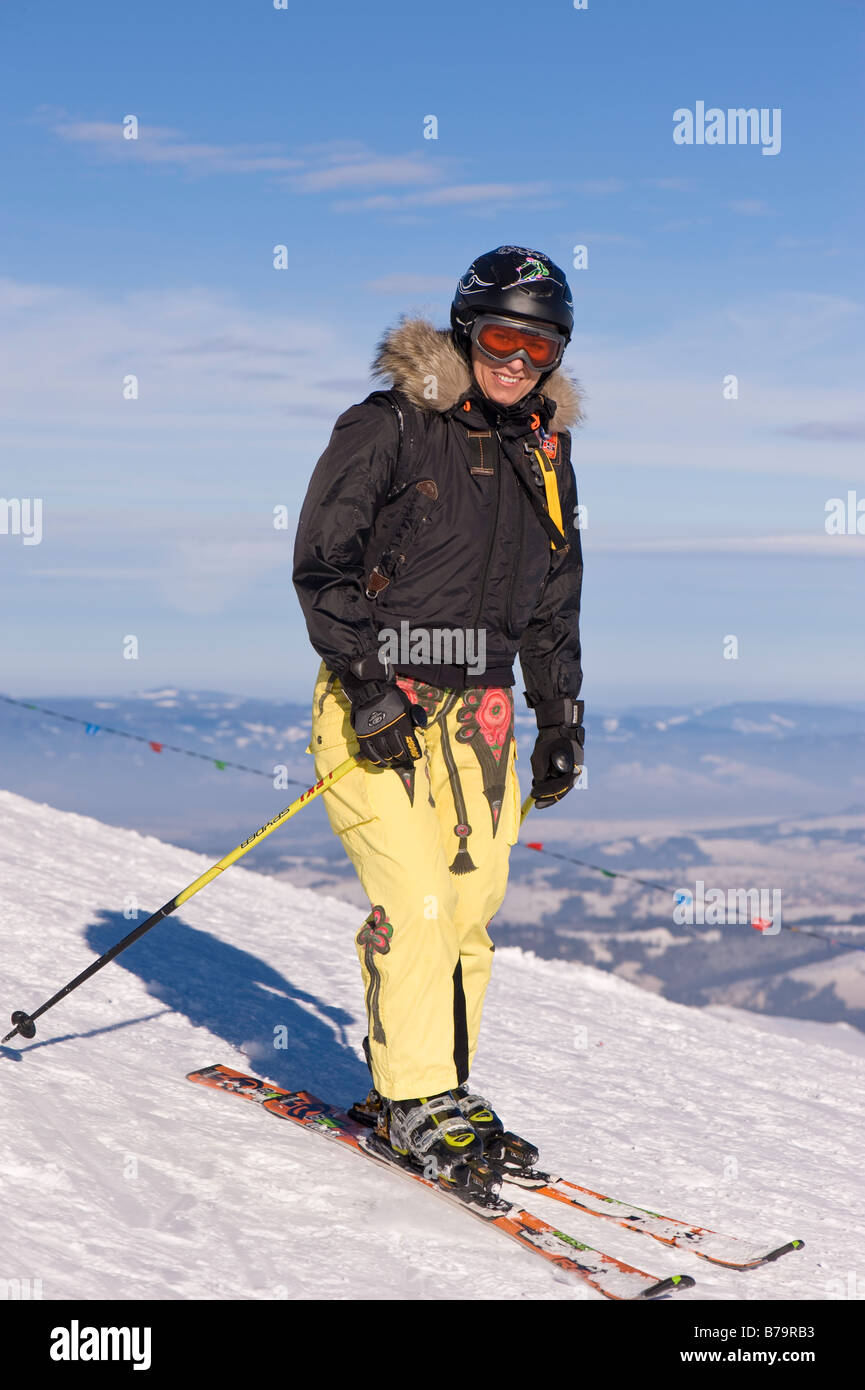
[85,910,369,1102]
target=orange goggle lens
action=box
[475,321,562,368]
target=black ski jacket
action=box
[292,318,584,708]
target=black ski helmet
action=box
[451,246,574,358]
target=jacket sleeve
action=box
[293,398,400,675]
[518,451,583,708]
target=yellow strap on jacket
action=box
[532,448,565,550]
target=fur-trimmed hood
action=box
[371,317,583,432]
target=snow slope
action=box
[1,788,862,1301]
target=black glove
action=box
[528,696,584,809]
[341,653,427,767]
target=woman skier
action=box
[293,245,585,1189]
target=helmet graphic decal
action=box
[458,269,496,294]
[502,255,553,289]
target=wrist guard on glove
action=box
[528,696,585,809]
[341,653,427,767]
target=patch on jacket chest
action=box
[465,428,494,475]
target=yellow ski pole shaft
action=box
[173,756,357,906]
[3,757,358,1045]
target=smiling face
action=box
[468,316,560,406]
[470,344,542,405]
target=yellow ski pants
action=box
[308,662,521,1101]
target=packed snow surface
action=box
[1,789,862,1301]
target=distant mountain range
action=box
[3,688,864,1034]
[5,688,865,823]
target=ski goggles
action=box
[470,314,567,372]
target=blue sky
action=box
[1,0,863,705]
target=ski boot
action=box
[351,1081,539,1175]
[452,1084,504,1140]
[453,1084,539,1174]
[369,1092,500,1203]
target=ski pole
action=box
[3,756,359,1045]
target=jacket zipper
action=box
[470,428,504,638]
[505,484,525,635]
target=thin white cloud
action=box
[44,117,633,215]
[573,178,628,195]
[292,138,371,158]
[23,567,156,581]
[724,291,861,353]
[49,118,460,199]
[778,420,865,441]
[587,534,865,557]
[333,181,550,212]
[727,199,771,216]
[567,288,865,477]
[52,119,303,173]
[0,278,366,444]
[774,236,841,255]
[643,177,696,192]
[15,510,297,616]
[157,533,292,614]
[290,155,439,192]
